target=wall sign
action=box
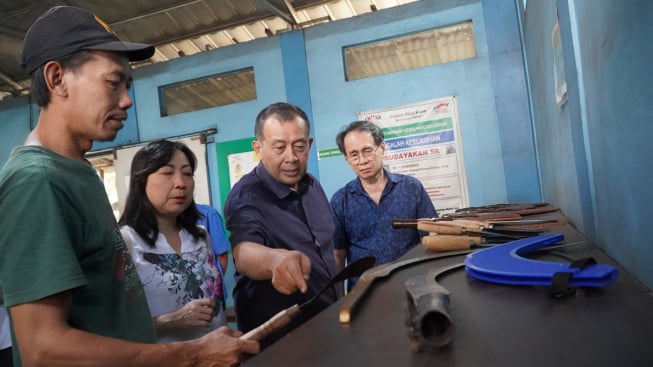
[358,97,469,215]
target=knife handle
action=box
[392,219,418,229]
[240,304,301,341]
[422,235,480,252]
[417,221,466,235]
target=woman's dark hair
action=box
[118,139,205,247]
[30,50,95,107]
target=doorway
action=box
[88,136,211,220]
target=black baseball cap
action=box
[21,6,155,74]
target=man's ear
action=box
[43,61,67,97]
[252,140,262,158]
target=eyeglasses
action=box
[346,145,379,164]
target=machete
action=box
[339,249,475,324]
[241,256,375,341]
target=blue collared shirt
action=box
[331,170,438,287]
[224,163,338,345]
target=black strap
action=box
[569,257,597,269]
[550,257,596,298]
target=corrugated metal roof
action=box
[0,0,418,101]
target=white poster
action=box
[227,151,259,188]
[358,97,469,215]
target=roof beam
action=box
[109,0,206,26]
[0,72,26,95]
[282,0,301,25]
[255,0,296,27]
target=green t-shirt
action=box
[0,146,156,365]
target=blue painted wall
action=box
[0,96,32,162]
[522,0,653,289]
[133,37,286,144]
[0,0,535,209]
[131,35,289,207]
[305,0,537,204]
[279,31,321,179]
[483,0,540,203]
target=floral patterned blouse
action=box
[121,226,225,342]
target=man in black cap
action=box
[0,6,258,367]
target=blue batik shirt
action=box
[330,169,438,288]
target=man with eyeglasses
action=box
[224,102,340,349]
[331,120,438,290]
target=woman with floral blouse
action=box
[119,140,225,342]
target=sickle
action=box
[240,256,376,341]
[464,233,618,287]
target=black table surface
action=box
[243,216,653,366]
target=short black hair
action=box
[335,120,384,154]
[254,102,310,141]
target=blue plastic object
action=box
[464,234,618,287]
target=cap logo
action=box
[21,6,155,73]
[94,15,115,35]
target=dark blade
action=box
[300,256,376,309]
[483,227,545,238]
[240,256,377,341]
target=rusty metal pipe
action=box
[404,263,463,351]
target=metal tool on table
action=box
[419,220,542,237]
[240,256,376,341]
[464,234,618,295]
[399,203,568,232]
[339,250,474,324]
[404,263,463,351]
[421,234,507,252]
[393,218,545,252]
[393,217,553,234]
[439,211,523,221]
[454,202,561,217]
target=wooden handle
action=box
[439,219,486,229]
[417,221,465,235]
[395,218,496,232]
[240,304,301,341]
[392,217,440,229]
[472,212,522,221]
[421,235,481,252]
[339,277,374,323]
[392,219,418,229]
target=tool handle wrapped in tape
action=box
[240,305,301,341]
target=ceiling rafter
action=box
[0,0,418,101]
